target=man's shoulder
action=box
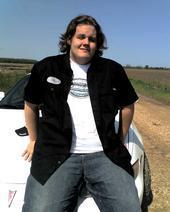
[31,54,68,77]
[95,57,124,75]
[97,57,123,69]
[35,54,66,66]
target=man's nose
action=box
[82,38,89,45]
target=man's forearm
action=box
[120,104,135,142]
[24,101,39,142]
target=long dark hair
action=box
[59,15,107,56]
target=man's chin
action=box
[77,56,92,64]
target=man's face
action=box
[68,24,97,64]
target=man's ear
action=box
[67,39,71,45]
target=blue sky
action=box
[0,0,170,67]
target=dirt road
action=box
[133,95,170,211]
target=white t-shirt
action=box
[68,59,103,153]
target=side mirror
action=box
[0,91,5,101]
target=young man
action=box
[22,15,141,212]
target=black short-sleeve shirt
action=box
[24,54,138,184]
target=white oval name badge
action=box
[47,76,61,85]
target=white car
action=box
[0,75,152,211]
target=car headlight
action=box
[132,154,144,179]
[132,159,140,179]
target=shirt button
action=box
[57,160,61,165]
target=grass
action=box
[129,79,170,105]
[0,71,26,92]
[0,62,32,92]
[126,69,170,105]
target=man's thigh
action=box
[84,152,141,212]
[22,155,83,212]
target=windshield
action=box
[0,75,29,109]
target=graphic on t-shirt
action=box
[70,78,88,98]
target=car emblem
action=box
[8,190,17,207]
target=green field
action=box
[126,68,170,105]
[0,62,33,92]
[0,62,170,105]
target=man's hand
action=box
[22,140,36,162]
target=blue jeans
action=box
[22,152,141,212]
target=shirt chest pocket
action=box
[45,76,63,97]
[43,82,64,113]
[47,83,62,94]
[99,88,119,113]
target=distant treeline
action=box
[0,58,169,70]
[124,64,170,70]
[0,58,37,64]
